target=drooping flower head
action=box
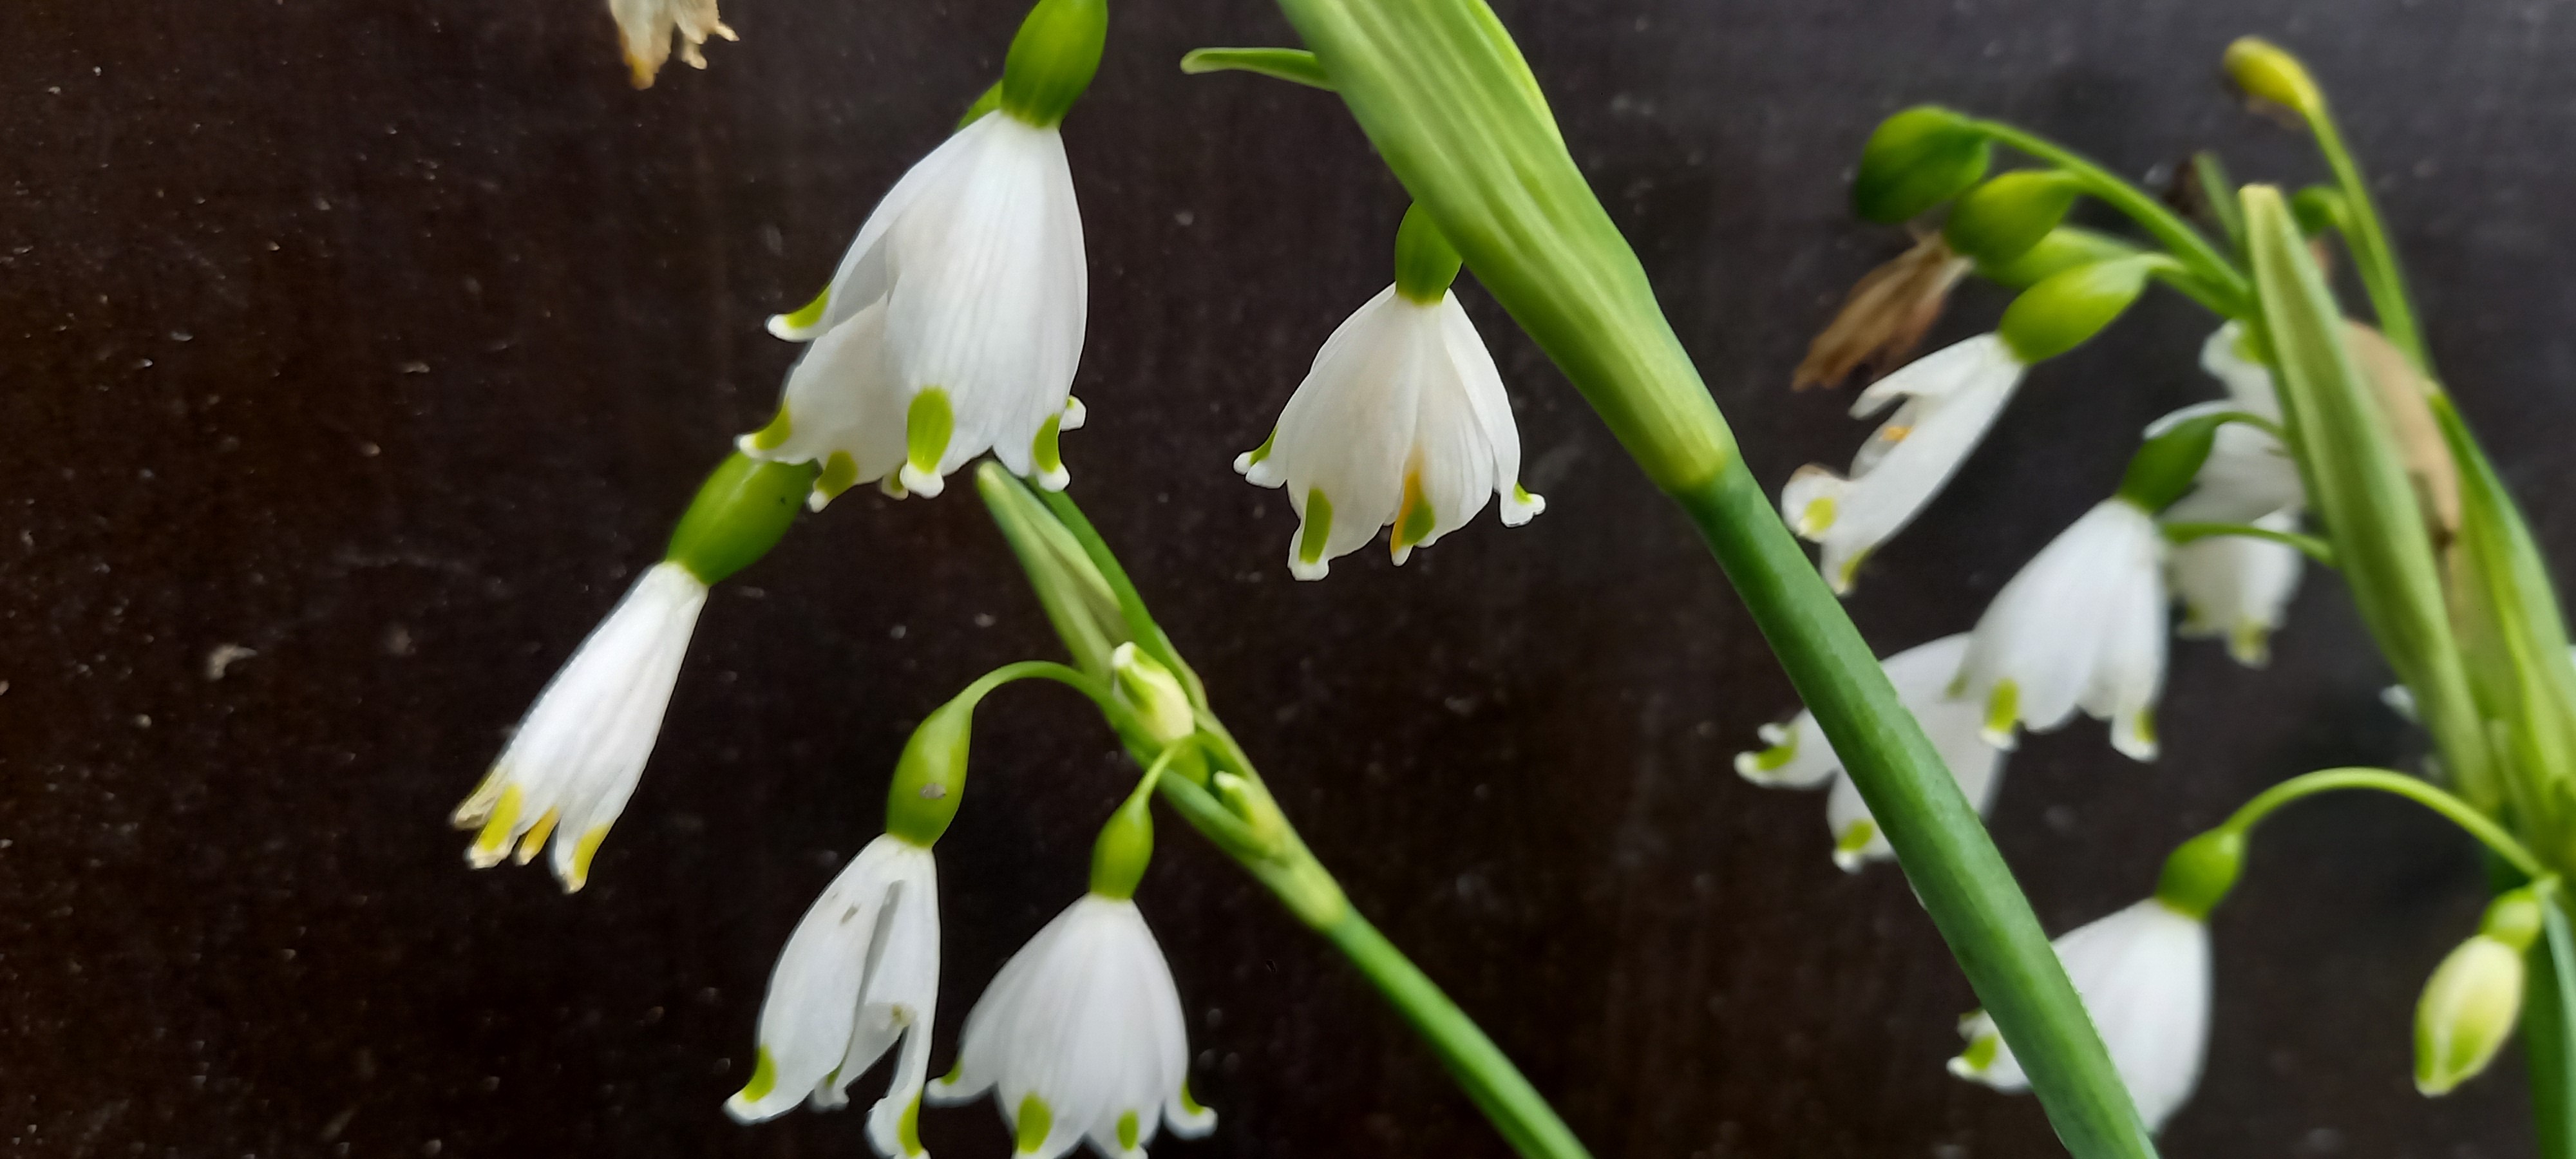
[1958,497,2170,760]
[740,0,1104,509]
[932,757,1210,1158]
[1737,634,2005,870]
[2171,509,2304,667]
[1950,898,2212,1133]
[1783,254,2161,592]
[1235,206,1542,580]
[727,834,944,1155]
[609,0,735,88]
[452,455,810,890]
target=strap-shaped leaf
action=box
[2528,896,2576,1159]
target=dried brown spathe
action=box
[1792,232,1973,391]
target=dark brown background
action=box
[4,0,2571,1155]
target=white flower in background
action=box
[453,561,707,891]
[1958,498,2169,760]
[1781,334,2027,593]
[728,835,943,1156]
[930,894,1214,1159]
[741,110,1088,507]
[609,0,735,88]
[1736,634,2005,870]
[1235,284,1544,580]
[2170,510,2304,666]
[2157,324,2306,525]
[1950,899,2212,1133]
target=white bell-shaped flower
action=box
[741,109,1087,507]
[2170,511,2304,667]
[609,0,735,87]
[2157,325,2305,524]
[1958,498,2169,760]
[930,894,1214,1159]
[452,561,706,891]
[1949,899,2211,1133]
[728,834,943,1158]
[1782,334,2028,593]
[1235,283,1542,580]
[1736,634,2005,870]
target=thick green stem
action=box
[1678,462,2156,1158]
[1322,912,1591,1159]
[1967,120,2251,314]
[2217,767,2548,879]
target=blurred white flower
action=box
[1959,498,2168,760]
[1950,899,2211,1133]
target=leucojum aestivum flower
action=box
[448,0,2576,1153]
[1743,35,2576,1144]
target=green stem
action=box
[2302,108,2425,369]
[1968,120,2251,315]
[1036,487,1208,705]
[2158,522,2338,567]
[1678,461,2157,1158]
[1323,912,1591,1159]
[2219,767,2548,879]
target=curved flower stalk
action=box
[1958,498,2170,760]
[1738,634,2005,870]
[454,454,811,890]
[1235,206,1542,579]
[739,0,1102,508]
[609,0,735,88]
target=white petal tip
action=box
[899,466,945,498]
[1060,397,1088,430]
[1946,1055,1985,1082]
[1831,849,1869,874]
[1500,491,1546,526]
[1034,466,1070,492]
[1230,452,1255,475]
[1289,559,1329,581]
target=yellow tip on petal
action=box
[467,786,525,868]
[562,824,611,892]
[514,808,562,865]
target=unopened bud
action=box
[1111,643,1196,746]
[885,695,974,846]
[2414,890,2541,1096]
[1852,106,1992,225]
[1944,171,2083,266]
[1996,255,2163,364]
[2223,37,2324,120]
[2118,411,2233,513]
[1975,226,2140,289]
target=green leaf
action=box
[1180,46,1334,90]
[2526,896,2576,1159]
[2243,185,2496,806]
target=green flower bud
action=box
[1110,643,1195,746]
[2223,37,2323,120]
[1995,255,2161,364]
[1088,776,1155,900]
[999,0,1108,129]
[1944,171,2083,266]
[664,453,820,585]
[1852,106,1992,225]
[1975,226,2141,289]
[2152,827,2244,920]
[885,695,974,846]
[1392,204,1464,304]
[2414,889,2542,1096]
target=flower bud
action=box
[1975,226,2139,290]
[1943,171,2083,267]
[1392,204,1464,303]
[999,0,1108,127]
[886,695,974,846]
[1995,255,2161,364]
[664,453,820,585]
[1111,643,1196,746]
[2117,410,2232,513]
[2152,827,2244,921]
[2414,890,2541,1096]
[2290,185,2352,238]
[2223,37,2323,120]
[1852,106,1992,225]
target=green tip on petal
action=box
[745,407,795,452]
[1015,1093,1055,1154]
[1795,494,1837,536]
[770,286,831,339]
[1390,472,1437,556]
[1117,1110,1141,1152]
[898,1093,925,1156]
[1179,1081,1207,1115]
[815,451,860,507]
[1951,1024,2001,1076]
[1831,820,1878,871]
[905,388,956,482]
[1297,488,1336,567]
[1032,413,1068,488]
[737,1047,779,1104]
[1980,680,2020,746]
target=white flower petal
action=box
[454,561,706,891]
[728,835,942,1141]
[2172,511,2305,667]
[1785,334,2025,593]
[1960,499,2169,756]
[1950,900,2211,1133]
